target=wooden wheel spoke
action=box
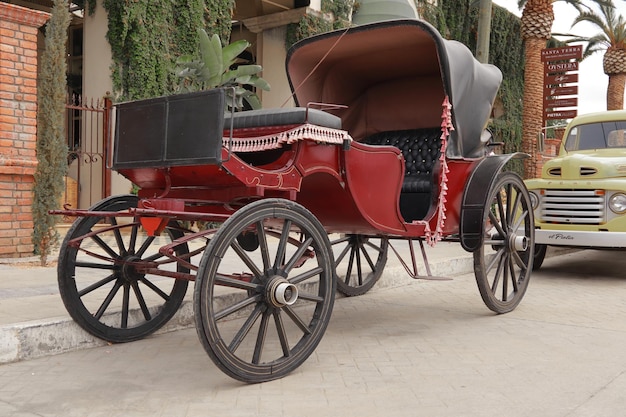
[485,247,505,275]
[354,244,363,285]
[131,281,152,321]
[78,274,117,297]
[329,235,351,245]
[228,304,264,352]
[94,280,122,320]
[297,291,324,303]
[496,191,508,230]
[74,261,118,271]
[128,223,139,254]
[215,274,262,291]
[90,234,120,260]
[334,242,351,266]
[345,245,356,284]
[216,294,262,321]
[283,236,313,274]
[273,310,290,357]
[511,249,528,270]
[273,219,292,270]
[231,240,264,279]
[139,277,170,301]
[509,188,522,225]
[109,217,127,256]
[256,221,271,272]
[490,253,505,293]
[252,310,271,364]
[488,210,507,238]
[508,256,520,293]
[283,305,311,335]
[359,241,377,272]
[135,235,156,258]
[289,267,323,285]
[121,283,130,328]
[504,183,513,226]
[511,209,529,232]
[501,255,509,301]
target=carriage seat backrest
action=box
[362,128,442,193]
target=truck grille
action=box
[540,189,605,224]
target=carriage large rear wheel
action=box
[473,173,534,313]
[58,195,189,343]
[194,199,335,383]
[331,235,388,296]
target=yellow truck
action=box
[525,110,626,269]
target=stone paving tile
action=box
[0,249,625,416]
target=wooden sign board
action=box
[545,61,579,73]
[545,73,578,85]
[541,45,583,62]
[545,86,578,97]
[545,110,577,120]
[544,97,578,108]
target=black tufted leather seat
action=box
[363,128,442,193]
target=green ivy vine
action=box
[285,0,355,51]
[96,0,233,101]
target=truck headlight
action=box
[529,191,539,209]
[609,193,626,214]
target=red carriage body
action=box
[53,20,535,383]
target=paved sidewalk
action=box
[0,240,479,365]
[0,248,625,417]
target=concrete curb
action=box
[0,245,574,364]
[0,252,474,365]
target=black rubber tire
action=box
[473,172,534,314]
[331,235,388,296]
[58,195,189,343]
[533,244,547,271]
[194,198,335,383]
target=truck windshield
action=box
[565,121,626,151]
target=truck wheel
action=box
[533,244,547,270]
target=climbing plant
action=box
[32,0,71,265]
[98,0,234,101]
[285,0,355,50]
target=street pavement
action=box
[1,245,626,416]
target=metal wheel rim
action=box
[58,195,189,342]
[194,199,335,383]
[474,173,534,313]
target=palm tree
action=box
[518,0,589,179]
[568,1,626,110]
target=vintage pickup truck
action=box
[526,110,626,269]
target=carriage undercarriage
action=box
[51,19,535,383]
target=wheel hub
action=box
[121,256,145,283]
[507,233,528,252]
[266,276,298,308]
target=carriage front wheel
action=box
[194,199,335,383]
[58,195,190,343]
[473,172,534,314]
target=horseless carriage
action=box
[52,19,535,383]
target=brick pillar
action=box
[535,127,564,177]
[0,4,50,258]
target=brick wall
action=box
[0,4,49,258]
[535,128,564,177]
